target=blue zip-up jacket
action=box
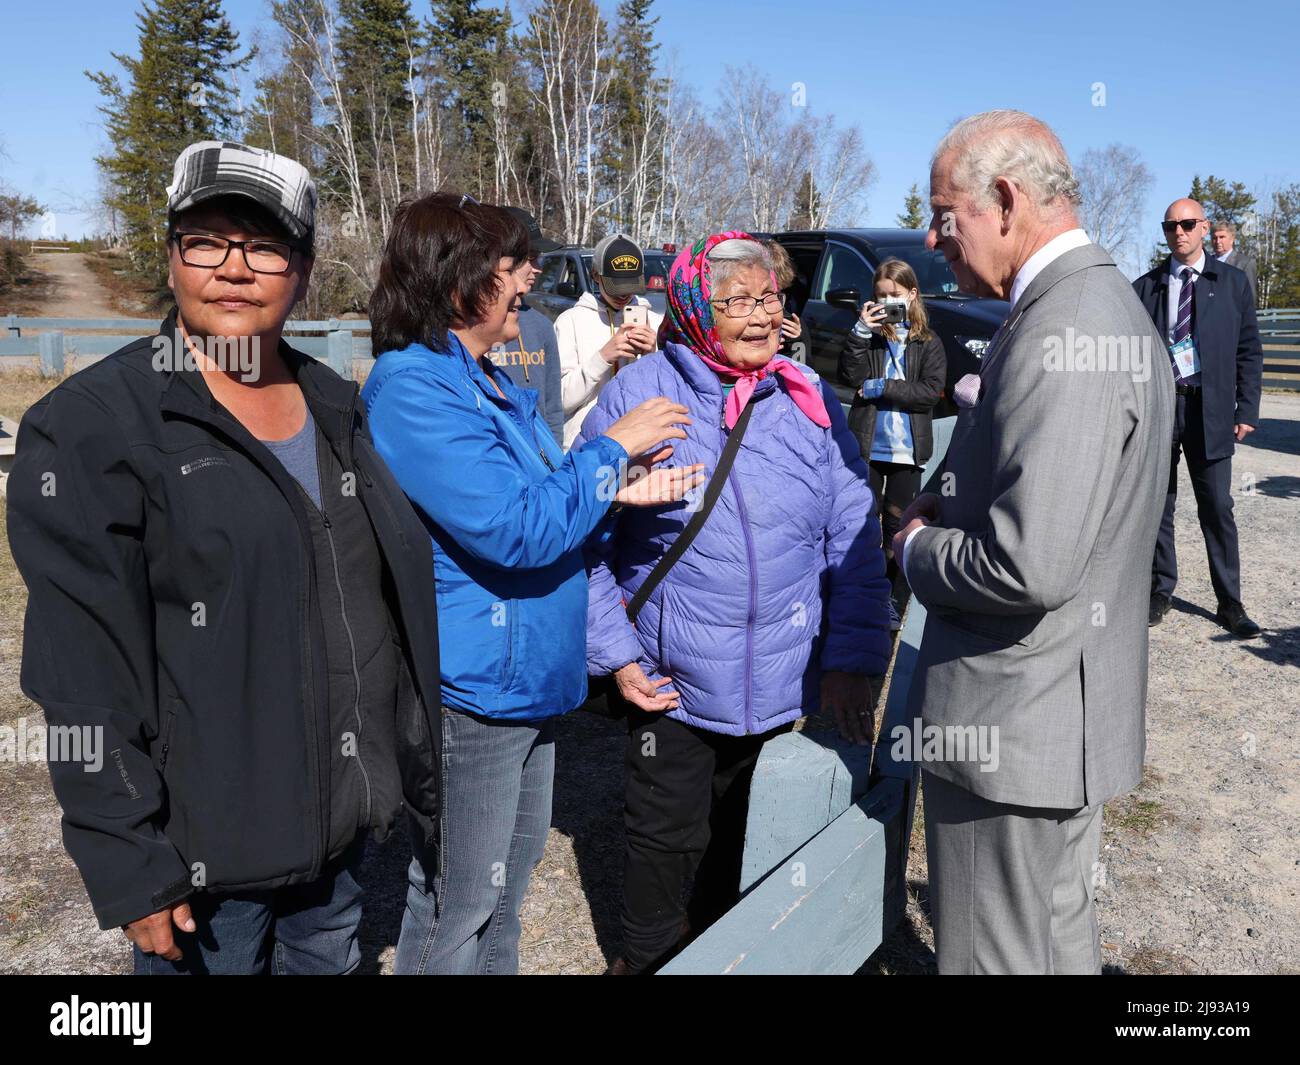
[362,333,627,720]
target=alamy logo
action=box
[49,997,151,1045]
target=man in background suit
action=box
[1212,220,1258,304]
[895,110,1173,974]
[1134,201,1263,638]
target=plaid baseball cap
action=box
[167,141,317,244]
[593,234,646,296]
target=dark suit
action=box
[1133,256,1263,607]
[1220,248,1257,303]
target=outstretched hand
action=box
[614,660,680,712]
[614,445,705,508]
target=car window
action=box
[537,256,566,293]
[815,242,873,301]
[869,242,961,296]
[563,257,582,293]
[643,254,672,291]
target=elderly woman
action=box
[576,231,893,974]
[362,194,701,974]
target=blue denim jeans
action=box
[133,837,365,975]
[394,707,555,975]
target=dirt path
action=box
[14,252,119,320]
[1,394,1297,975]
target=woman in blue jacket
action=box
[362,193,700,975]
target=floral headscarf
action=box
[660,231,830,431]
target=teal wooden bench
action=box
[660,416,955,975]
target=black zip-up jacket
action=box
[838,326,946,467]
[7,311,442,929]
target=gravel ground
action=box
[1,392,1296,975]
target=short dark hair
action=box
[167,194,314,257]
[369,192,529,354]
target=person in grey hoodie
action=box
[491,208,565,444]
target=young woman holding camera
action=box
[838,258,947,628]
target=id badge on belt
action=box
[1170,336,1201,380]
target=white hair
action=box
[706,238,773,288]
[933,110,1081,214]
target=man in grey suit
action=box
[895,110,1174,974]
[1212,220,1257,304]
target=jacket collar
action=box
[981,243,1115,373]
[418,331,540,423]
[157,306,358,449]
[663,340,782,402]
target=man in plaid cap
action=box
[8,141,443,974]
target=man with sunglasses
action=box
[1134,199,1263,637]
[8,141,442,973]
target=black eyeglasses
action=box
[174,232,296,274]
[710,292,787,318]
[1162,218,1205,234]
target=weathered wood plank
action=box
[739,730,872,893]
[661,779,905,975]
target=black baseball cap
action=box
[500,206,561,258]
[593,234,646,296]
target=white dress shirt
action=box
[1167,250,1206,343]
[900,228,1093,578]
[1007,228,1091,311]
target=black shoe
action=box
[1148,593,1171,626]
[1216,602,1261,639]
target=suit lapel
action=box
[1193,256,1218,342]
[980,242,1115,377]
[1152,259,1172,336]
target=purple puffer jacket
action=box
[576,342,892,736]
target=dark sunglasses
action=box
[1162,218,1205,234]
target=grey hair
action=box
[933,109,1081,213]
[706,238,773,289]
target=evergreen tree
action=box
[607,0,663,234]
[787,171,822,230]
[1189,174,1256,231]
[246,0,323,164]
[0,192,45,241]
[87,0,252,282]
[428,0,510,196]
[896,182,924,229]
[333,0,422,200]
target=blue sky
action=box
[2,0,1297,262]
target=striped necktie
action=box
[1174,267,1195,343]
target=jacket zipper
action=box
[719,399,758,735]
[326,398,374,832]
[158,710,177,776]
[320,506,374,832]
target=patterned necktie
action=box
[1174,267,1195,343]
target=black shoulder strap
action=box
[625,397,755,625]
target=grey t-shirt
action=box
[261,408,322,510]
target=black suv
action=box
[769,229,1008,413]
[530,246,674,321]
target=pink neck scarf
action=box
[662,231,831,431]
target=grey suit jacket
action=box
[1222,248,1257,303]
[905,243,1175,809]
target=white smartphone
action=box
[622,304,650,330]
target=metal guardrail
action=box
[0,315,373,378]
